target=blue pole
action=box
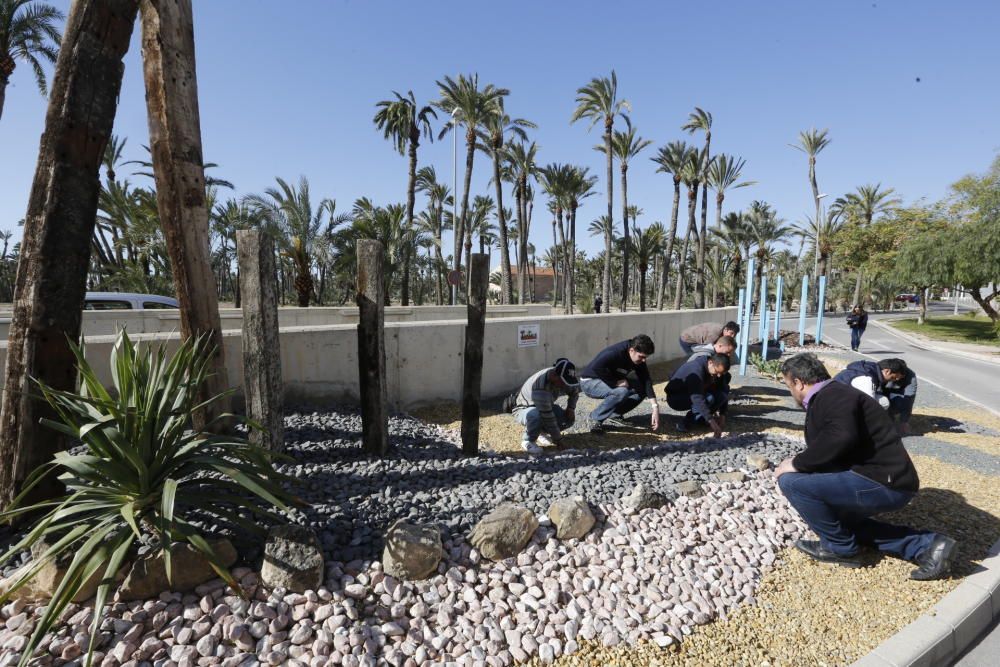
[774,276,784,341]
[740,258,755,376]
[736,287,745,360]
[816,275,828,344]
[762,307,769,350]
[799,275,809,346]
[758,274,768,342]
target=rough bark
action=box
[602,121,613,313]
[461,254,488,455]
[357,240,388,456]
[453,127,476,304]
[0,0,140,510]
[516,181,527,303]
[140,0,228,429]
[0,78,7,121]
[492,150,513,304]
[810,156,821,312]
[236,230,283,451]
[657,177,682,310]
[401,135,419,307]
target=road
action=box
[767,303,1000,416]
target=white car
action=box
[84,292,179,311]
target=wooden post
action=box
[139,0,228,430]
[461,254,489,455]
[0,0,140,510]
[237,230,284,451]
[357,240,388,456]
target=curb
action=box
[850,536,1000,667]
[870,319,1000,367]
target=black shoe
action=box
[603,416,631,429]
[590,421,606,434]
[910,535,956,581]
[794,539,863,568]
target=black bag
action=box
[502,392,518,413]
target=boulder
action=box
[382,521,442,580]
[119,539,237,601]
[259,525,324,593]
[469,503,538,561]
[673,480,704,498]
[746,453,772,471]
[714,471,747,484]
[620,483,674,514]
[547,497,595,540]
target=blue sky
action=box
[2,0,998,260]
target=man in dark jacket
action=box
[774,353,955,580]
[666,353,731,437]
[834,358,918,434]
[580,334,659,433]
[846,305,868,351]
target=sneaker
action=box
[536,434,554,447]
[590,421,606,434]
[521,439,543,455]
[603,416,631,429]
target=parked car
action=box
[84,292,179,310]
[894,293,918,304]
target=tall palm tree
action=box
[794,209,843,287]
[373,90,436,306]
[711,211,752,303]
[0,0,63,121]
[630,222,666,311]
[351,200,408,304]
[538,163,572,309]
[835,183,902,306]
[562,165,598,312]
[504,140,539,303]
[415,166,453,305]
[435,73,508,302]
[682,107,713,308]
[706,154,754,305]
[792,127,831,308]
[468,195,496,254]
[244,177,341,307]
[571,70,629,313]
[478,101,534,303]
[745,200,793,306]
[597,115,651,310]
[674,148,706,309]
[651,140,691,309]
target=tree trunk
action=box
[673,222,694,310]
[434,202,444,306]
[620,164,629,312]
[853,271,864,307]
[492,152,513,304]
[603,121,613,313]
[712,194,724,306]
[461,254,489,455]
[810,157,821,312]
[516,183,527,304]
[639,264,647,311]
[0,78,7,121]
[695,179,709,309]
[569,204,578,314]
[657,179,682,310]
[0,0,140,511]
[556,209,568,310]
[357,240,388,456]
[454,129,476,304]
[140,0,229,429]
[401,136,418,307]
[969,286,1000,321]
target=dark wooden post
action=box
[0,0,140,509]
[237,230,284,451]
[461,254,489,455]
[357,240,388,456]
[140,0,229,430]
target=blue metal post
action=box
[739,258,755,376]
[774,276,784,341]
[799,275,809,346]
[816,275,828,344]
[758,274,768,343]
[736,287,745,361]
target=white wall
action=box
[0,307,736,410]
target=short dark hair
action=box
[708,353,731,371]
[780,353,831,384]
[715,335,737,349]
[878,358,908,375]
[724,321,740,334]
[629,334,655,355]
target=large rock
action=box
[714,471,747,484]
[746,453,772,471]
[548,497,595,540]
[0,539,105,603]
[259,525,324,593]
[382,521,442,580]
[469,503,538,561]
[673,480,704,498]
[119,539,237,601]
[620,483,674,514]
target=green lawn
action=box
[888,315,1000,347]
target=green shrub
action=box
[0,331,301,666]
[750,352,784,380]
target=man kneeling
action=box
[666,353,731,437]
[510,358,580,455]
[774,353,955,580]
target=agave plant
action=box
[0,330,300,666]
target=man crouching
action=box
[774,353,956,580]
[510,358,580,455]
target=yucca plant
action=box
[0,330,300,666]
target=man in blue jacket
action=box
[580,334,659,433]
[834,358,918,434]
[775,353,954,580]
[665,353,731,437]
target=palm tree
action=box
[794,208,844,287]
[835,183,902,306]
[745,200,793,306]
[244,177,342,307]
[792,127,831,308]
[674,148,706,309]
[706,154,754,305]
[682,107,713,308]
[630,222,666,311]
[0,0,63,121]
[597,115,651,311]
[373,90,436,306]
[468,195,496,255]
[351,200,408,304]
[562,165,598,312]
[571,70,629,313]
[538,163,572,310]
[503,140,539,303]
[711,211,752,303]
[651,140,691,309]
[415,166,453,306]
[477,101,535,303]
[435,73,508,302]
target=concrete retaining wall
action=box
[0,307,735,410]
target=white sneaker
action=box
[536,434,554,447]
[521,439,543,455]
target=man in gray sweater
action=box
[679,321,740,355]
[510,358,580,455]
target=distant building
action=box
[489,265,555,302]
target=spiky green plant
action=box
[0,330,300,667]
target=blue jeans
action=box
[514,404,570,441]
[778,470,935,560]
[678,338,695,355]
[850,327,864,350]
[666,389,728,425]
[581,378,644,422]
[888,395,914,423]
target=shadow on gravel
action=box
[910,414,1000,438]
[874,487,1000,577]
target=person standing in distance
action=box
[846,305,868,352]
